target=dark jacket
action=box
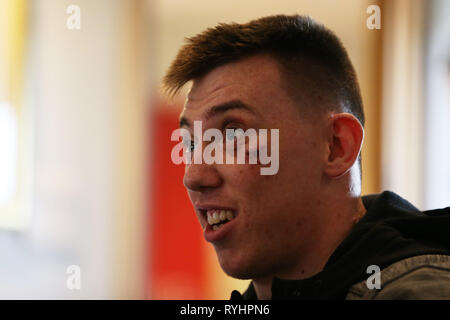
[230,191,450,300]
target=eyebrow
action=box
[179,99,256,128]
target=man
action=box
[163,14,450,299]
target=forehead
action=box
[182,55,291,117]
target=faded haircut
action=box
[163,14,365,173]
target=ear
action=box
[324,113,364,178]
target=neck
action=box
[252,195,367,300]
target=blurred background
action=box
[0,0,448,299]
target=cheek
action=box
[217,165,277,221]
[219,163,262,186]
[224,165,278,205]
[280,134,323,183]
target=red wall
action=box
[149,105,209,299]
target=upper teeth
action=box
[207,209,235,225]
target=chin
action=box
[216,248,266,280]
[220,264,254,280]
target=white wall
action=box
[0,0,150,299]
[424,0,450,209]
[380,0,427,209]
[380,0,450,210]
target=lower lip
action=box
[204,215,238,242]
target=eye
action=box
[182,135,196,153]
[225,127,245,141]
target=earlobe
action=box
[323,114,364,178]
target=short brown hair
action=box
[163,14,365,127]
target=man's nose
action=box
[183,162,222,192]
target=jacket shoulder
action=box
[346,254,450,300]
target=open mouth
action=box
[206,209,237,231]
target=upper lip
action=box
[195,204,237,212]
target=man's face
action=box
[179,54,327,279]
